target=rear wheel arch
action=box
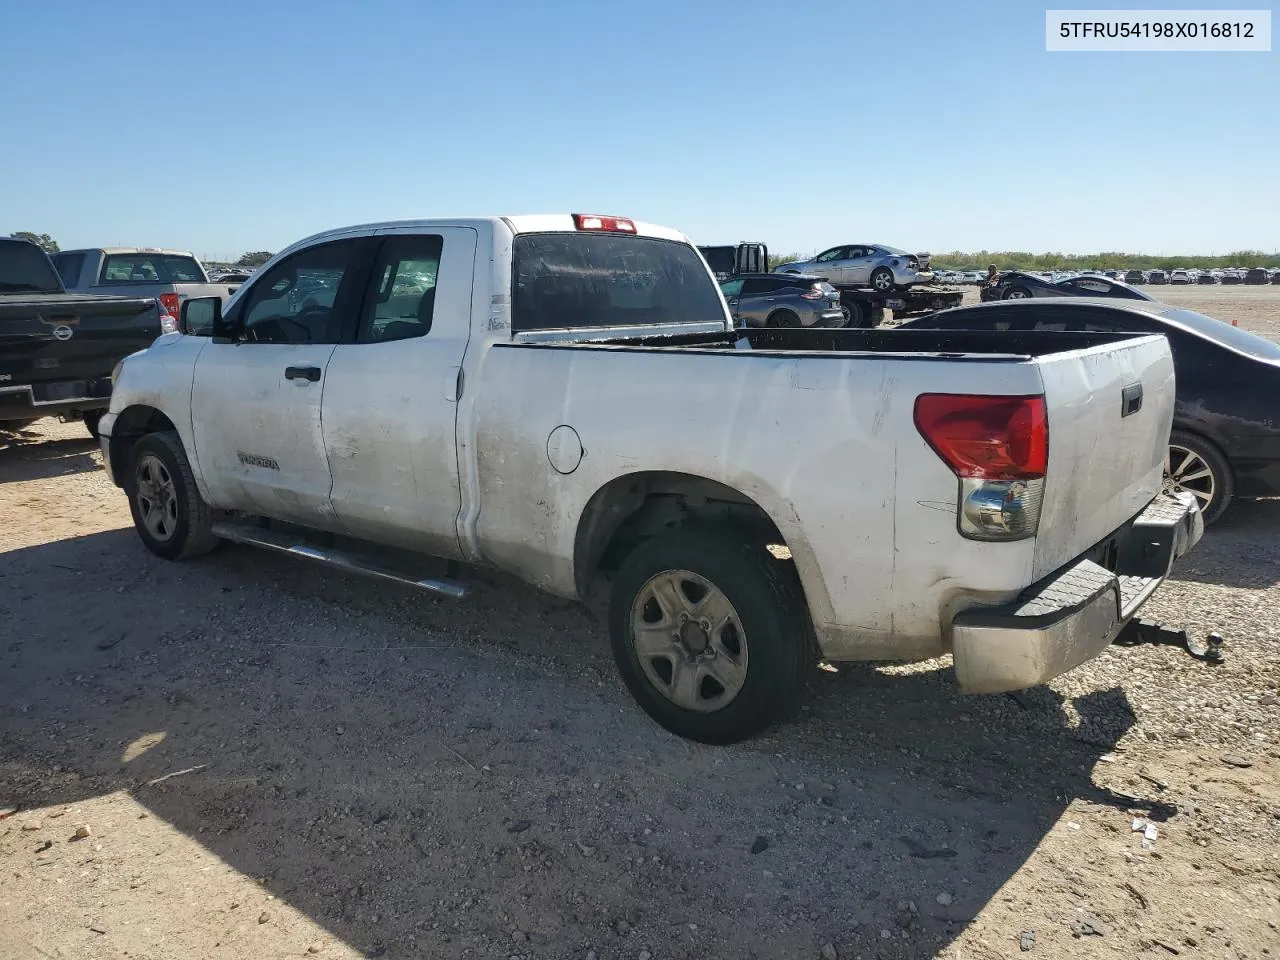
[573,471,802,592]
[766,308,801,328]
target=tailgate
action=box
[1032,334,1174,578]
[0,295,161,387]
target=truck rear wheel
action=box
[608,528,810,744]
[83,410,103,438]
[126,432,221,561]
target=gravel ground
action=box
[2,289,1278,960]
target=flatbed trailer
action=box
[834,283,965,327]
[697,241,963,327]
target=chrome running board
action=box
[210,521,469,599]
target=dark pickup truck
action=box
[0,236,166,437]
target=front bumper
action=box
[951,491,1203,694]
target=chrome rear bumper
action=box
[952,491,1203,694]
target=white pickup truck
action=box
[100,214,1202,743]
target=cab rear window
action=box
[100,254,205,284]
[512,234,725,331]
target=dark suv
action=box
[1244,268,1271,285]
[720,273,845,328]
[1124,269,1145,284]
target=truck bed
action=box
[520,325,1142,357]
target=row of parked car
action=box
[940,267,1279,286]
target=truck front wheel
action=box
[126,432,221,561]
[608,529,810,743]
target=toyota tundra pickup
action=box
[99,214,1201,743]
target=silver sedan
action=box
[773,244,932,291]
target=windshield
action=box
[512,233,727,331]
[1161,307,1280,361]
[0,239,62,293]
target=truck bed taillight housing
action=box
[914,394,1048,540]
[157,293,180,335]
[158,292,180,319]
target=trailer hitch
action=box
[1114,618,1225,664]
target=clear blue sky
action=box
[2,0,1275,259]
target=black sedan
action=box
[897,298,1280,523]
[980,271,1154,302]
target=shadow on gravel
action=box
[1171,498,1280,589]
[0,531,1151,960]
[0,432,100,483]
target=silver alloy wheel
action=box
[630,569,748,713]
[872,270,893,291]
[1164,444,1215,511]
[135,453,179,542]
[1006,288,1029,299]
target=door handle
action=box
[285,365,322,382]
[1121,383,1143,417]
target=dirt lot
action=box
[2,286,1278,960]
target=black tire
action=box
[842,300,866,328]
[1167,429,1234,524]
[608,528,810,744]
[83,410,103,438]
[768,309,801,328]
[126,432,221,560]
[1003,286,1032,299]
[869,267,894,292]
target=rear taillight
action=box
[914,394,1048,541]
[800,284,824,300]
[573,214,637,233]
[914,394,1047,480]
[158,292,180,318]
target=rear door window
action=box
[357,235,443,343]
[512,233,726,331]
[100,254,205,284]
[741,277,781,296]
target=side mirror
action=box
[180,296,241,341]
[180,297,220,337]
